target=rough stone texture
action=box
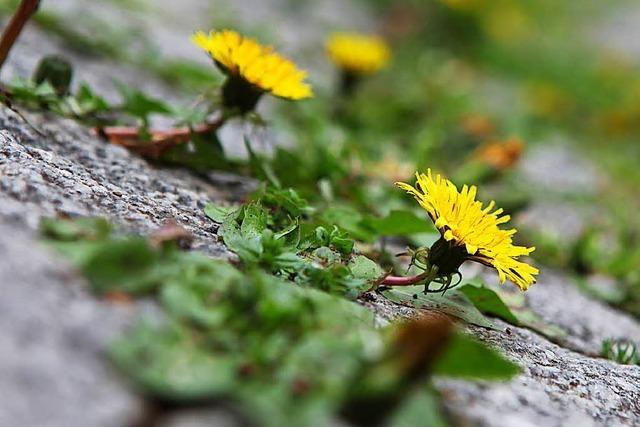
[0,222,145,427]
[523,270,640,356]
[437,322,640,427]
[0,106,255,255]
[363,270,640,426]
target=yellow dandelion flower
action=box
[396,169,538,290]
[326,32,390,76]
[191,29,312,112]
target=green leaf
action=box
[273,219,299,240]
[321,205,374,242]
[169,104,209,127]
[300,226,354,256]
[160,132,229,172]
[40,217,111,241]
[458,281,567,341]
[8,77,58,106]
[73,83,110,115]
[246,137,281,188]
[81,238,162,294]
[348,255,385,282]
[297,264,367,298]
[381,286,502,330]
[258,187,311,218]
[433,332,520,380]
[204,203,237,223]
[160,257,243,328]
[115,81,171,123]
[240,202,269,241]
[330,232,355,256]
[109,322,238,401]
[459,283,520,325]
[363,210,436,236]
[388,387,448,427]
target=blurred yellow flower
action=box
[326,32,390,75]
[192,29,312,110]
[526,81,573,119]
[397,169,538,290]
[481,4,531,44]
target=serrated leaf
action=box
[240,203,269,241]
[259,187,311,218]
[348,255,385,282]
[160,258,243,328]
[109,322,238,401]
[204,203,237,223]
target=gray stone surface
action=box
[0,11,182,109]
[594,4,640,58]
[518,141,604,196]
[523,270,640,356]
[0,106,254,255]
[437,322,640,427]
[0,102,253,425]
[365,279,640,427]
[0,221,145,427]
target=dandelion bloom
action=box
[326,32,390,75]
[397,169,538,290]
[192,30,312,112]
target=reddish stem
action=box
[95,117,225,157]
[0,0,40,71]
[381,272,430,287]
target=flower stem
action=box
[95,117,225,157]
[0,0,40,72]
[381,272,431,287]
